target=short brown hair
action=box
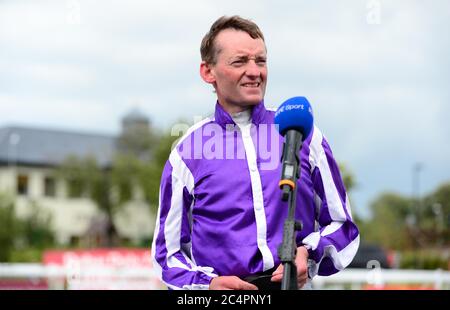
[200,15,265,64]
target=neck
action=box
[217,98,258,115]
[218,102,252,114]
[231,109,252,126]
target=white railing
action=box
[1,264,450,289]
[0,263,163,290]
[312,268,450,289]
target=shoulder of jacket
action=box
[307,125,326,166]
[169,116,215,155]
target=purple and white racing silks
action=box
[151,101,360,290]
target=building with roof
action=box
[0,110,155,245]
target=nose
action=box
[245,60,262,78]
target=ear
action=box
[200,61,216,84]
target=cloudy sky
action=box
[1,0,449,218]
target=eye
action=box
[256,58,267,66]
[231,60,245,67]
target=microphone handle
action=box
[280,130,303,201]
[279,130,304,290]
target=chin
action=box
[244,97,263,106]
[240,94,263,105]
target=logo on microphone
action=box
[286,104,304,111]
[274,104,306,118]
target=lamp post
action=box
[407,162,424,248]
[8,132,21,167]
[432,202,443,245]
[412,162,423,222]
[8,132,21,194]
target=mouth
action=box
[241,82,261,88]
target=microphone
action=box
[274,97,314,201]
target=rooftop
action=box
[0,126,116,167]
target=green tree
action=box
[363,192,413,250]
[0,193,55,262]
[420,182,450,246]
[0,193,20,261]
[56,130,177,245]
[339,163,356,193]
[338,162,368,230]
[138,130,179,212]
[59,155,102,199]
[58,156,119,246]
[17,201,54,249]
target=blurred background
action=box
[0,0,449,289]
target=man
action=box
[152,16,359,290]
